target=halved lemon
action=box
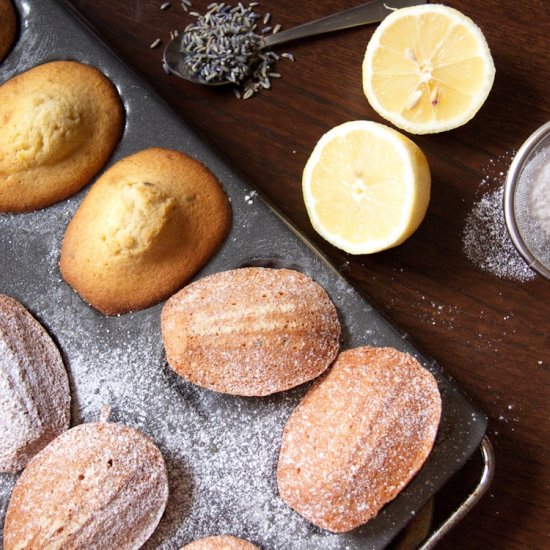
[362,4,495,134]
[302,120,430,254]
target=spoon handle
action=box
[263,0,427,49]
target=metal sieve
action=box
[504,121,550,280]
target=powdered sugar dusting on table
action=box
[462,154,536,282]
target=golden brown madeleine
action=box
[277,346,441,532]
[181,535,260,549]
[161,267,340,396]
[0,60,124,212]
[3,422,169,549]
[0,294,70,473]
[0,0,16,62]
[60,147,231,315]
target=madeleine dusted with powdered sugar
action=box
[3,421,168,549]
[161,267,341,396]
[277,346,441,532]
[181,535,260,549]
[0,294,70,473]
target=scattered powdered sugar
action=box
[0,5,58,83]
[244,190,258,205]
[462,154,536,282]
[0,474,16,536]
[0,200,348,549]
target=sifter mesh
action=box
[505,122,550,279]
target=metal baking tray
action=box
[0,0,489,548]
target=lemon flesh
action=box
[363,4,495,134]
[302,121,431,255]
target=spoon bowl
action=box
[163,33,230,86]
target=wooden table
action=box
[65,1,550,548]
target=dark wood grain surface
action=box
[62,0,549,548]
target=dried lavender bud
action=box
[176,2,286,98]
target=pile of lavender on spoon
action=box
[165,2,293,99]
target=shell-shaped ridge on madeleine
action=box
[60,147,231,315]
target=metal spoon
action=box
[163,0,427,85]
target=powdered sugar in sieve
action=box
[504,121,550,279]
